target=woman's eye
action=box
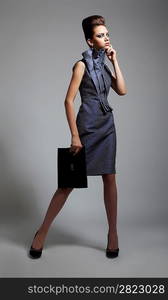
[97,33,110,38]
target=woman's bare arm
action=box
[110,58,127,95]
[105,45,127,95]
[64,61,85,153]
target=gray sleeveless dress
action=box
[74,47,117,176]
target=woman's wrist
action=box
[110,58,118,64]
[72,133,79,138]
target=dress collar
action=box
[81,47,113,113]
[82,47,106,69]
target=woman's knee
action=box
[57,187,74,195]
[102,173,116,184]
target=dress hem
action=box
[87,171,116,176]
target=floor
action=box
[1,221,167,278]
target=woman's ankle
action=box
[37,227,48,239]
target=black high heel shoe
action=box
[29,231,43,259]
[106,232,119,258]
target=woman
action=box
[29,15,127,259]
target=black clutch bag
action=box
[57,146,88,188]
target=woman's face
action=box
[88,25,110,50]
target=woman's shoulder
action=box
[72,59,86,72]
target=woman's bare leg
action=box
[31,187,74,249]
[102,174,118,249]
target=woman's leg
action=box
[102,174,118,249]
[31,187,74,249]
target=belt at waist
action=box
[99,99,113,113]
[80,97,113,113]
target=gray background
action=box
[0,0,167,277]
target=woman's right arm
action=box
[64,60,85,155]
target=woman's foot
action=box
[106,231,119,258]
[29,230,47,259]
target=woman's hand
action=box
[104,44,117,62]
[69,135,83,156]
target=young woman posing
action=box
[29,15,127,259]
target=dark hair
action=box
[82,15,106,45]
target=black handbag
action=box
[57,146,88,188]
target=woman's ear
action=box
[87,39,93,48]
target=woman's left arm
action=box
[105,45,127,95]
